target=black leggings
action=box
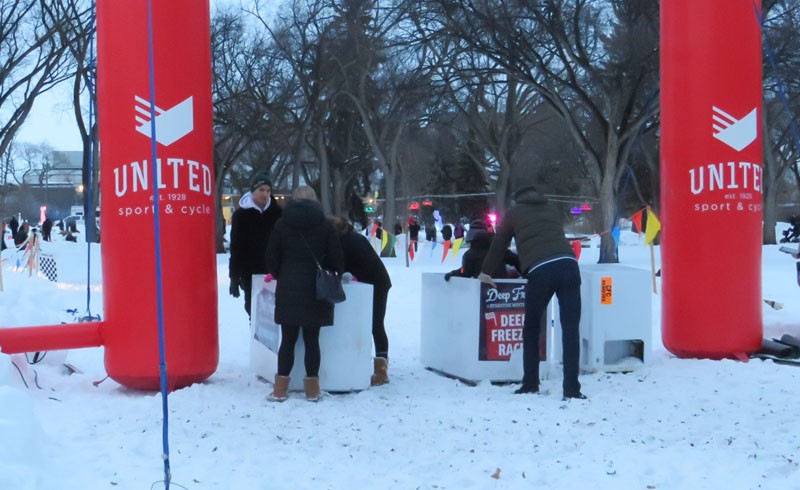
[277,325,321,377]
[372,287,389,358]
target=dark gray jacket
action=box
[481,187,574,275]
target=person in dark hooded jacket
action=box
[444,220,520,280]
[265,186,344,402]
[332,217,392,386]
[228,170,283,317]
[480,183,584,400]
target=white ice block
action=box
[420,273,549,384]
[552,264,651,372]
[250,275,374,392]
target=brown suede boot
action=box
[371,357,389,386]
[268,375,290,402]
[304,377,320,402]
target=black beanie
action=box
[250,171,272,192]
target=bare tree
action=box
[0,0,73,161]
[212,8,293,250]
[761,0,800,243]
[39,0,99,242]
[425,0,660,262]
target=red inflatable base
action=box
[108,370,216,392]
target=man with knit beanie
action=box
[229,170,283,317]
[479,182,585,400]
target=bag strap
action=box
[298,232,323,271]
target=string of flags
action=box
[629,206,662,244]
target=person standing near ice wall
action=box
[479,183,584,400]
[228,171,282,318]
[332,216,392,386]
[266,186,344,402]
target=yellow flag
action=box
[644,208,661,244]
[381,230,388,251]
[451,237,464,257]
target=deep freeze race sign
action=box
[479,282,545,361]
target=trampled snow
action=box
[2,230,800,489]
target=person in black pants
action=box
[480,183,584,400]
[266,186,343,402]
[332,216,393,386]
[408,217,420,252]
[228,170,282,318]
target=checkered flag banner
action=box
[39,253,58,282]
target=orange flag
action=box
[409,241,415,261]
[441,240,452,263]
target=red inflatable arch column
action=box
[660,1,763,358]
[96,0,218,389]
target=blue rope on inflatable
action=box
[145,0,172,487]
[85,2,98,320]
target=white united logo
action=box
[134,95,194,146]
[712,106,757,152]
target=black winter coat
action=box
[340,230,392,293]
[409,222,420,240]
[266,199,344,327]
[229,194,282,280]
[448,232,520,279]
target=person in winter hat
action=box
[444,219,520,281]
[265,186,344,402]
[228,170,283,317]
[479,182,585,400]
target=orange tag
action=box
[600,277,613,305]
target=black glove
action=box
[229,277,240,297]
[444,273,452,282]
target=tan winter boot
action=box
[268,374,290,402]
[371,357,389,386]
[304,376,320,402]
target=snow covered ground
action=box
[2,229,800,490]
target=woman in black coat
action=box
[265,186,344,402]
[332,217,392,386]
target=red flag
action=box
[631,209,644,235]
[409,240,415,261]
[570,240,582,260]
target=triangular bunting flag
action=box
[451,237,464,258]
[644,207,661,244]
[571,240,582,260]
[630,209,644,236]
[441,240,452,263]
[611,226,621,248]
